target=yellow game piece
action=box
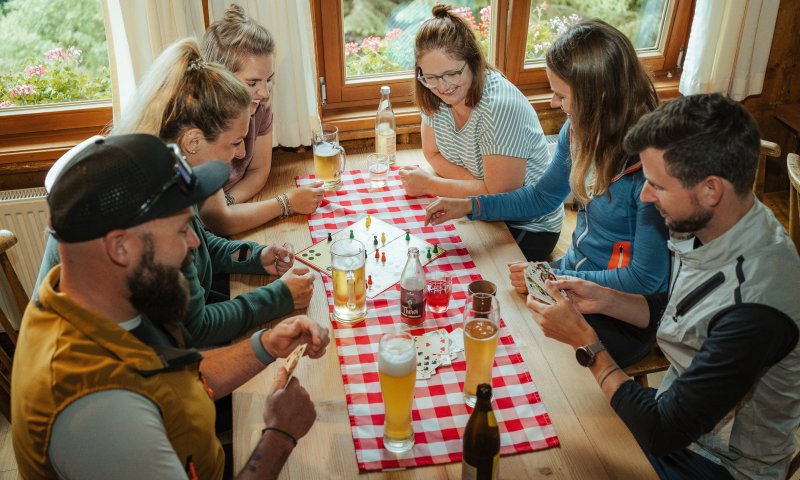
[365,215,371,228]
[381,232,386,244]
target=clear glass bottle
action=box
[399,247,425,325]
[462,383,500,480]
[375,85,397,165]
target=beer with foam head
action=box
[463,293,499,407]
[331,239,367,324]
[378,332,416,453]
[312,123,346,190]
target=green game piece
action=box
[426,248,432,259]
[405,232,410,241]
[327,232,332,242]
[349,229,354,239]
[373,235,378,246]
[433,244,439,253]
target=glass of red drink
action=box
[425,270,452,313]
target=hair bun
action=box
[223,3,247,23]
[431,3,452,18]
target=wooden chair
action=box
[623,344,670,388]
[753,139,782,201]
[0,230,27,422]
[789,153,800,256]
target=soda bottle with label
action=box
[399,247,425,325]
[375,85,397,165]
[462,383,500,480]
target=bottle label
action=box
[375,127,396,156]
[400,287,425,321]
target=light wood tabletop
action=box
[229,146,657,479]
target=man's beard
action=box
[127,236,191,327]
[665,197,713,234]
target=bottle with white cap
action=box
[375,85,397,165]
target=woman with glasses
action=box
[400,3,563,262]
[35,38,316,348]
[425,19,669,368]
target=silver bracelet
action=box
[275,193,291,217]
[225,192,236,206]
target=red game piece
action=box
[367,275,373,286]
[381,252,386,263]
[375,248,380,259]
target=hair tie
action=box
[187,58,206,72]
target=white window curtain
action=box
[207,0,319,148]
[100,0,206,121]
[679,0,780,101]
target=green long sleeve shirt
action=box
[34,214,294,347]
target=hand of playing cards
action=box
[414,329,464,380]
[283,343,307,389]
[525,262,568,305]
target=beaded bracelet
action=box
[262,427,298,446]
[275,193,289,217]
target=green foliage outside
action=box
[0,0,111,109]
[342,0,490,78]
[526,0,666,61]
[341,0,666,77]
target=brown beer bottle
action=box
[462,383,500,480]
[399,247,426,326]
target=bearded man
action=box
[12,135,329,479]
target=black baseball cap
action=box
[48,134,228,243]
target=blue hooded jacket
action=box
[470,120,668,294]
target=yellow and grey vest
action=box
[12,266,224,479]
[657,200,800,480]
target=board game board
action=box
[295,215,446,298]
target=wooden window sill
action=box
[325,75,681,142]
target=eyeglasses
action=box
[417,63,468,89]
[134,143,196,219]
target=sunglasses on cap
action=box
[134,144,196,219]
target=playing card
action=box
[415,350,443,379]
[283,343,307,388]
[524,262,567,305]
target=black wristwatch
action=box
[575,341,606,367]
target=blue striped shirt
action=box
[422,70,562,233]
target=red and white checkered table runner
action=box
[297,168,559,471]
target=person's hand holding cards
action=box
[524,262,568,305]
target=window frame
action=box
[505,0,694,93]
[312,0,693,137]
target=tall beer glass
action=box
[313,124,346,190]
[331,239,367,324]
[379,332,416,453]
[463,293,499,407]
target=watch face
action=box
[575,347,593,367]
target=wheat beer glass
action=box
[463,293,500,407]
[379,332,416,453]
[331,239,367,324]
[313,124,347,190]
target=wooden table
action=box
[230,147,656,479]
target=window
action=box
[313,0,692,127]
[0,0,112,180]
[0,0,111,110]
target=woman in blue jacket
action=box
[425,20,669,367]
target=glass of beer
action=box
[331,238,367,324]
[313,124,347,190]
[463,293,500,407]
[378,332,416,453]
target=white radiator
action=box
[0,187,49,328]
